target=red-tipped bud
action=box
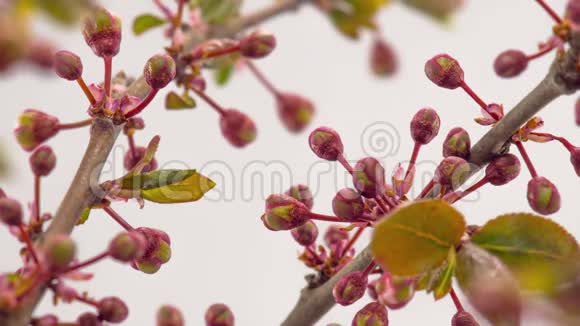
[157,305,184,326]
[570,147,580,176]
[44,234,76,270]
[291,220,319,246]
[109,231,146,262]
[309,127,344,161]
[263,194,310,231]
[410,107,441,145]
[239,30,276,59]
[353,157,386,198]
[29,146,56,177]
[34,314,59,326]
[205,303,234,326]
[452,311,480,326]
[527,176,561,215]
[443,127,471,159]
[220,109,257,148]
[373,275,415,310]
[0,198,23,226]
[97,297,128,323]
[285,184,314,210]
[324,225,349,247]
[425,54,464,89]
[54,50,83,80]
[78,312,102,326]
[276,93,315,132]
[370,37,397,77]
[82,7,122,58]
[351,302,389,326]
[435,156,471,189]
[14,109,60,152]
[124,146,158,172]
[144,54,176,89]
[485,154,521,186]
[333,271,368,306]
[494,50,528,78]
[332,188,365,221]
[132,227,172,274]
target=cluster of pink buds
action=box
[425,51,579,215]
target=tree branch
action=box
[281,31,580,326]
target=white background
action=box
[1,0,579,325]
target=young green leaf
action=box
[76,207,91,226]
[214,60,235,86]
[471,213,580,293]
[427,247,456,300]
[370,200,466,276]
[192,0,241,24]
[165,91,197,110]
[133,14,167,36]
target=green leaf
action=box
[133,14,167,36]
[165,91,197,110]
[401,0,462,23]
[76,208,91,226]
[214,59,235,86]
[327,0,390,39]
[370,200,466,276]
[428,247,456,300]
[34,0,90,25]
[120,169,216,204]
[192,0,241,24]
[471,213,580,293]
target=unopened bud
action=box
[309,127,344,161]
[291,220,318,246]
[527,176,560,215]
[410,107,441,145]
[351,302,388,326]
[82,7,122,58]
[263,194,310,231]
[494,50,528,78]
[133,228,172,274]
[220,109,257,148]
[54,50,83,80]
[324,225,349,247]
[34,314,59,326]
[332,188,365,221]
[333,271,368,306]
[435,156,471,189]
[276,93,315,132]
[98,296,128,323]
[425,54,464,89]
[451,311,480,326]
[285,184,314,210]
[157,305,184,326]
[109,231,146,262]
[0,198,23,226]
[567,0,580,25]
[78,312,102,326]
[14,109,60,152]
[353,157,386,198]
[570,147,580,177]
[443,127,470,159]
[485,154,521,186]
[30,145,56,177]
[370,37,397,77]
[205,303,234,326]
[374,275,415,310]
[239,30,276,59]
[144,54,176,89]
[44,234,76,270]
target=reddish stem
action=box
[104,56,113,97]
[406,141,421,179]
[173,0,185,28]
[447,177,489,203]
[197,45,242,61]
[362,260,377,276]
[246,60,280,96]
[124,89,159,118]
[527,42,559,61]
[531,132,576,151]
[191,88,226,116]
[34,175,40,224]
[19,225,39,265]
[460,81,487,110]
[74,293,98,307]
[515,141,538,178]
[127,133,137,159]
[375,197,391,213]
[154,0,174,20]
[57,118,93,130]
[417,179,435,199]
[305,246,324,264]
[76,78,97,106]
[337,153,354,175]
[103,206,134,231]
[534,0,563,24]
[450,288,465,312]
[342,226,365,257]
[309,212,343,222]
[61,251,109,274]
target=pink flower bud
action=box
[494,50,528,78]
[570,147,580,176]
[351,302,388,326]
[263,194,310,231]
[425,54,464,89]
[98,296,128,323]
[452,311,480,326]
[157,305,184,326]
[567,0,580,25]
[109,231,146,262]
[370,38,397,77]
[144,54,176,89]
[485,154,521,186]
[410,107,441,145]
[14,109,60,152]
[373,275,415,310]
[276,93,315,132]
[78,312,102,326]
[205,303,234,326]
[353,157,386,198]
[82,7,122,58]
[0,198,23,226]
[309,127,344,161]
[26,39,55,69]
[220,109,257,148]
[124,117,145,134]
[29,145,56,177]
[123,146,158,172]
[332,188,365,221]
[291,220,319,246]
[239,30,276,59]
[435,156,471,189]
[44,234,76,270]
[333,271,368,306]
[324,225,349,247]
[285,184,314,210]
[132,228,172,274]
[34,314,59,326]
[527,176,561,215]
[443,127,471,159]
[54,50,83,80]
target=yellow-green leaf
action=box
[471,213,580,293]
[165,91,196,110]
[402,0,462,23]
[370,200,466,277]
[192,0,241,24]
[34,0,90,25]
[214,60,235,86]
[76,208,91,226]
[133,13,167,36]
[428,247,456,300]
